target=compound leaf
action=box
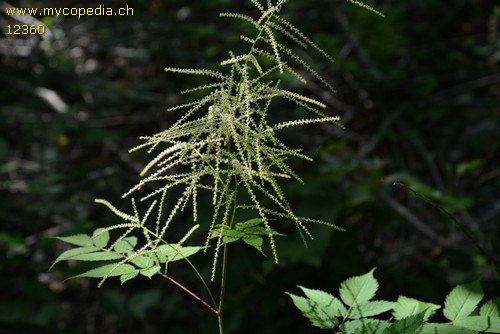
[210,220,284,254]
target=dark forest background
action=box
[1,0,499,333]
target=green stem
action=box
[180,256,219,310]
[218,240,229,334]
[217,159,239,334]
[216,11,278,333]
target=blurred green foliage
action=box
[1,0,498,333]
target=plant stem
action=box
[218,241,229,334]
[218,10,279,334]
[217,168,239,334]
[158,272,218,314]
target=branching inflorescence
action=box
[53,0,376,288]
[115,0,344,275]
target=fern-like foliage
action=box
[51,203,202,287]
[288,269,500,333]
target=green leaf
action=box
[421,323,477,334]
[454,316,500,333]
[235,218,263,230]
[50,246,99,269]
[114,237,138,253]
[210,225,244,243]
[393,296,440,321]
[383,313,424,334]
[481,299,500,317]
[340,319,363,333]
[140,266,161,279]
[66,251,122,262]
[347,300,395,319]
[223,230,245,243]
[153,244,202,263]
[243,226,285,236]
[168,245,202,262]
[120,270,139,285]
[209,224,225,237]
[353,320,390,334]
[342,319,391,334]
[131,254,154,269]
[72,263,136,279]
[242,235,264,254]
[339,268,378,307]
[298,286,346,317]
[55,234,93,247]
[92,228,110,248]
[209,224,228,238]
[287,293,338,329]
[444,281,484,321]
[210,220,284,251]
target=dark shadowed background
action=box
[1,0,499,333]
